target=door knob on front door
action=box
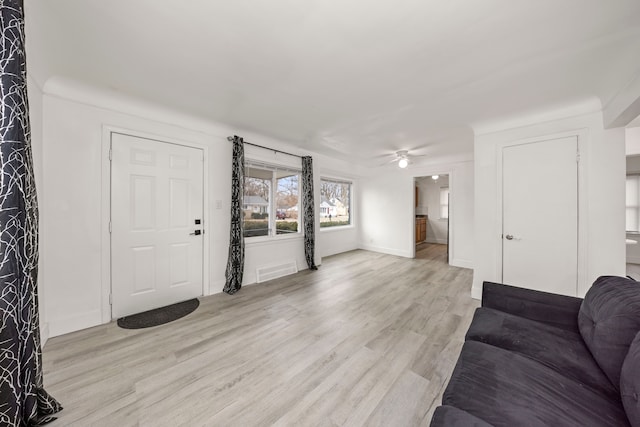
[190,230,202,236]
[505,234,514,240]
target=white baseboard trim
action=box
[358,244,412,258]
[238,263,308,289]
[425,238,448,245]
[49,309,102,338]
[471,284,482,300]
[450,258,473,269]
[209,280,226,295]
[40,322,50,348]
[626,256,640,264]
[242,273,258,287]
[320,245,359,259]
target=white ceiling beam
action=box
[603,71,640,129]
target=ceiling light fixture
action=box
[398,158,409,168]
[432,175,439,180]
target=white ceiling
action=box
[25,0,640,167]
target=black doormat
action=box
[117,298,199,329]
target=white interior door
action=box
[502,136,578,296]
[111,133,204,318]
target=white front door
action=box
[502,136,578,296]
[111,133,204,318]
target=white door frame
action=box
[100,125,211,323]
[495,129,589,296]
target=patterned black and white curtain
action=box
[302,156,318,270]
[0,1,63,425]
[223,136,245,294]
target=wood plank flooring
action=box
[415,242,448,263]
[43,246,478,426]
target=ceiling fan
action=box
[383,150,426,168]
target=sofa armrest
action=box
[482,281,583,332]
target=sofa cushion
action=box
[578,276,640,389]
[466,307,616,397]
[481,281,582,332]
[443,341,630,427]
[621,331,640,427]
[430,405,493,427]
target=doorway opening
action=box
[414,174,449,263]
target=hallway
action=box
[415,243,448,263]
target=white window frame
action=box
[440,186,450,220]
[244,161,302,240]
[319,177,353,230]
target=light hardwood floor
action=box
[415,242,448,263]
[43,246,478,426]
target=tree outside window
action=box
[320,178,351,228]
[244,163,300,237]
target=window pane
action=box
[440,187,449,219]
[440,187,449,205]
[627,176,639,207]
[320,179,351,228]
[243,166,271,237]
[440,206,448,219]
[276,170,299,234]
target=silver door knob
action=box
[505,234,514,240]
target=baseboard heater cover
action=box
[256,261,298,283]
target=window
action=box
[627,175,640,233]
[320,178,351,228]
[244,162,300,238]
[440,187,450,219]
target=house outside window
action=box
[320,178,351,228]
[244,162,300,238]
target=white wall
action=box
[28,76,48,344]
[39,77,360,337]
[473,110,626,299]
[626,127,640,155]
[359,172,411,257]
[317,167,360,259]
[416,175,449,244]
[41,87,220,336]
[627,155,640,172]
[359,161,474,268]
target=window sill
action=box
[244,233,303,247]
[320,225,355,233]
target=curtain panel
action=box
[223,136,245,294]
[0,1,62,424]
[302,156,318,270]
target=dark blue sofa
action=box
[431,276,640,427]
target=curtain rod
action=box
[227,136,302,159]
